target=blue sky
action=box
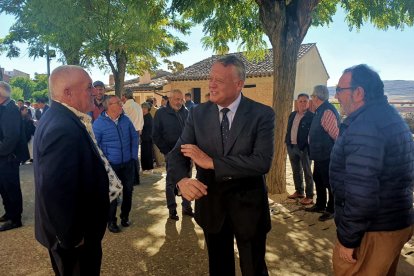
[1,8,413,86]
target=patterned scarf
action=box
[58,101,123,202]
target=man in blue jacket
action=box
[93,95,138,233]
[330,64,414,275]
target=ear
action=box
[63,88,71,97]
[237,79,245,91]
[353,87,365,103]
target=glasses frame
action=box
[336,86,356,94]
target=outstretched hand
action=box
[177,177,208,201]
[181,144,214,169]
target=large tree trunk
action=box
[256,0,318,194]
[105,50,127,97]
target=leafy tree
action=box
[31,89,49,101]
[10,76,34,100]
[0,0,91,65]
[1,0,191,97]
[171,0,414,194]
[33,73,48,92]
[10,86,24,101]
[163,59,185,73]
[83,0,190,96]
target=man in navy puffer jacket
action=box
[330,64,414,275]
[93,95,138,233]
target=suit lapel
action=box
[224,96,250,155]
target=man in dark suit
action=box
[167,55,275,276]
[33,65,110,276]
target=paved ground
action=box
[1,164,413,275]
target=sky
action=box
[1,8,414,86]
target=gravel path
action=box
[1,164,413,275]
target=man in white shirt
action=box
[121,88,144,185]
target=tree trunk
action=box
[105,50,127,98]
[257,0,317,194]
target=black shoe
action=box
[182,209,194,217]
[121,219,131,227]
[318,212,334,222]
[0,215,8,223]
[0,220,22,232]
[305,205,325,213]
[169,210,179,221]
[108,222,121,233]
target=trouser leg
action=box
[287,145,304,194]
[300,148,314,198]
[203,217,236,276]
[236,230,269,276]
[165,157,177,211]
[120,161,134,220]
[319,159,333,213]
[313,161,326,209]
[0,160,22,222]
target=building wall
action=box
[294,47,329,98]
[167,46,328,109]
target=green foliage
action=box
[10,76,34,100]
[10,86,24,101]
[31,89,49,101]
[163,59,185,73]
[33,73,48,92]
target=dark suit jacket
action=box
[167,95,275,239]
[33,101,109,249]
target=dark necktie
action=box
[221,108,230,148]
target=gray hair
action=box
[312,85,329,101]
[216,55,246,81]
[141,102,151,111]
[102,95,116,111]
[122,88,134,99]
[0,81,12,97]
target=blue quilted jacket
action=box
[330,97,414,248]
[93,112,138,165]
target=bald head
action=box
[49,65,96,113]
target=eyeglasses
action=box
[109,101,123,106]
[335,86,356,94]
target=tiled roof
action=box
[168,43,316,81]
[108,70,172,91]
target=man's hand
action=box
[177,177,208,201]
[336,240,357,263]
[181,144,214,169]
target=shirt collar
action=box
[217,92,242,114]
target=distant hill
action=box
[328,80,414,101]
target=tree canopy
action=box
[1,0,191,96]
[170,0,414,194]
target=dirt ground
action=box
[0,164,413,276]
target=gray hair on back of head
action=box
[0,81,12,97]
[312,85,329,101]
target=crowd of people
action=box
[0,56,413,276]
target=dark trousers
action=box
[165,155,191,212]
[313,159,334,213]
[203,217,268,276]
[49,241,103,276]
[109,160,134,223]
[0,159,23,222]
[140,140,154,170]
[287,145,314,197]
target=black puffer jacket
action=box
[330,97,414,248]
[152,102,188,155]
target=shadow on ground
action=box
[0,164,413,275]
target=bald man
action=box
[33,65,112,275]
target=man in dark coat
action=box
[0,81,28,232]
[330,64,414,275]
[285,93,314,205]
[33,65,110,275]
[153,89,193,220]
[167,55,275,275]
